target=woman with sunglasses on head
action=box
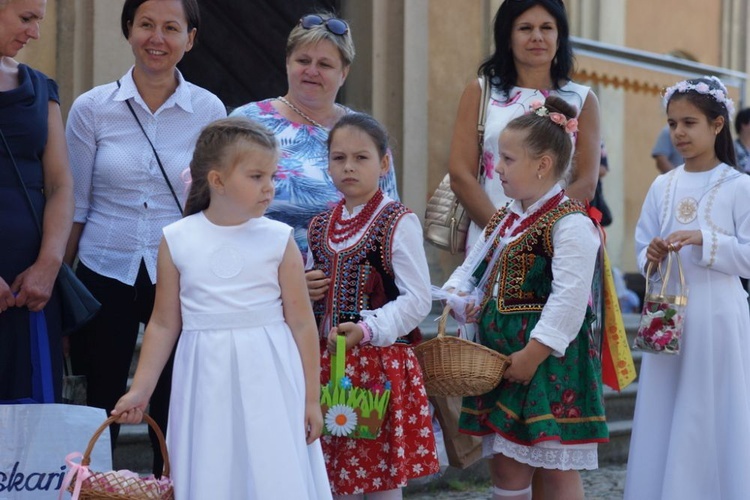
[449,0,600,250]
[230,12,399,263]
[0,0,74,404]
[64,0,225,477]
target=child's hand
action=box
[111,390,149,425]
[327,323,364,352]
[304,399,324,444]
[444,289,480,323]
[646,237,670,265]
[461,296,481,324]
[502,340,551,385]
[306,269,330,302]
[666,230,702,250]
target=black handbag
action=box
[56,262,100,334]
[0,129,101,335]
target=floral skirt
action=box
[459,304,608,447]
[319,341,439,495]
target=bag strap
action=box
[0,128,43,236]
[644,249,686,298]
[474,75,492,183]
[117,80,183,214]
[330,334,347,383]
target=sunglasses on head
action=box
[508,0,564,4]
[299,14,349,36]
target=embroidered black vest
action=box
[308,201,419,342]
[481,199,587,313]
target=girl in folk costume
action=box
[625,77,750,500]
[112,117,331,500]
[306,113,439,498]
[442,95,608,500]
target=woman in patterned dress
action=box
[230,12,399,261]
[443,96,607,500]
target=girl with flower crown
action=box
[442,95,608,500]
[306,112,439,498]
[624,76,750,500]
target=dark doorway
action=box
[179,1,341,112]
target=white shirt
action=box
[306,196,432,347]
[444,185,600,357]
[67,67,226,285]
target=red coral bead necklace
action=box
[329,190,385,243]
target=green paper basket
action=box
[320,335,391,439]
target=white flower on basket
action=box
[325,404,358,436]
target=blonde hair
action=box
[286,12,355,67]
[184,117,278,216]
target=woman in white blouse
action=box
[64,0,225,475]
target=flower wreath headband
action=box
[529,101,578,134]
[662,76,736,119]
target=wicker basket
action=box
[67,414,174,500]
[414,305,509,397]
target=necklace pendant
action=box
[675,196,698,224]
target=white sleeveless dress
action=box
[467,79,590,248]
[163,212,331,500]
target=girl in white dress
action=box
[112,117,332,500]
[625,76,750,499]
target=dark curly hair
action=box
[478,0,573,98]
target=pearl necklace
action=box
[276,96,325,128]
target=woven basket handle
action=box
[437,304,452,339]
[81,413,170,477]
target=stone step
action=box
[599,419,634,464]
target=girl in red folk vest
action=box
[306,112,439,499]
[442,95,608,500]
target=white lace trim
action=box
[482,433,599,470]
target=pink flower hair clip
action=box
[530,101,578,134]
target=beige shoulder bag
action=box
[424,75,492,254]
